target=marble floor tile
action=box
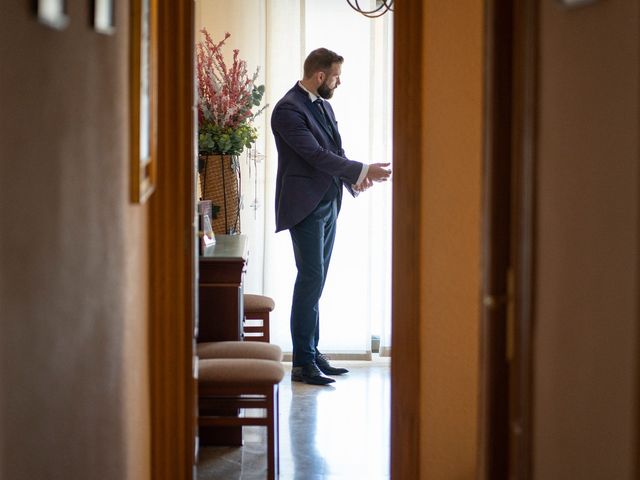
[197,357,390,479]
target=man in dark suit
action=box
[271,48,391,385]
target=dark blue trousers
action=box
[289,187,339,367]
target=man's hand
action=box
[353,177,373,192]
[353,163,391,192]
[366,163,391,183]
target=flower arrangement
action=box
[196,29,266,157]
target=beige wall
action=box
[195,0,268,294]
[419,1,484,477]
[534,1,639,478]
[0,1,150,479]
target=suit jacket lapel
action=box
[304,99,336,142]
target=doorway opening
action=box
[193,0,394,477]
[194,0,394,361]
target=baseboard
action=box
[281,351,373,362]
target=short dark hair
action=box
[303,48,344,79]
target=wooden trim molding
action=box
[478,0,514,478]
[479,1,539,478]
[510,0,538,478]
[637,15,640,480]
[390,0,423,478]
[149,0,196,479]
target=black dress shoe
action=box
[316,352,349,376]
[291,362,335,385]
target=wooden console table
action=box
[198,234,248,343]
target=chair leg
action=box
[275,384,280,475]
[266,384,279,479]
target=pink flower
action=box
[196,29,263,131]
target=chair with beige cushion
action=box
[197,340,282,362]
[198,358,284,480]
[243,293,275,342]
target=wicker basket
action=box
[199,154,241,234]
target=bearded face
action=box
[317,63,341,99]
[317,80,335,99]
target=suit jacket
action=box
[271,83,363,232]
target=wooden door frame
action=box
[149,0,196,479]
[478,0,514,478]
[509,0,538,477]
[390,0,423,477]
[478,0,538,478]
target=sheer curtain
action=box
[264,0,393,358]
[196,0,393,357]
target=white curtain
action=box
[196,0,393,357]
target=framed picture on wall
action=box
[130,0,157,204]
[36,0,69,30]
[92,0,115,34]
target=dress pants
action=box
[289,184,339,367]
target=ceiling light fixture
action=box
[346,0,394,18]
